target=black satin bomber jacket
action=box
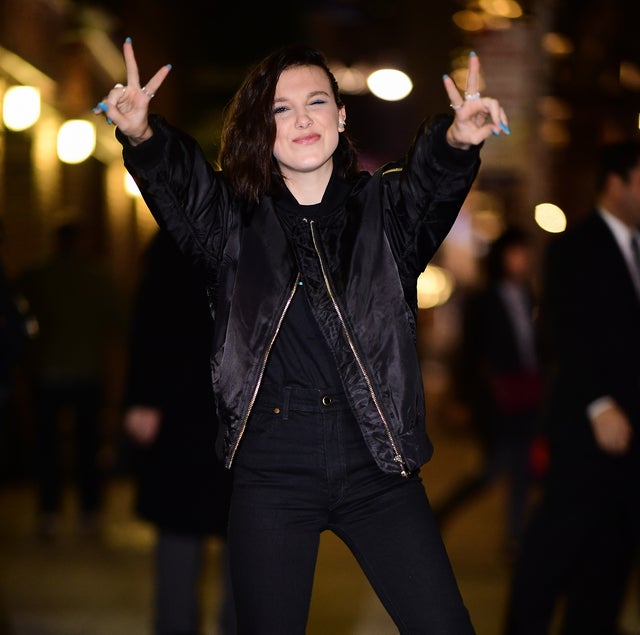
[119,113,481,476]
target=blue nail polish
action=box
[492,130,500,136]
[442,73,449,80]
[125,37,132,43]
[469,51,477,57]
[99,102,109,113]
[499,122,511,135]
[166,64,173,70]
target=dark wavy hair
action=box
[218,44,359,203]
[595,141,640,193]
[485,226,531,282]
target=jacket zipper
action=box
[227,273,300,467]
[308,219,409,477]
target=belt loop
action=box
[282,386,291,421]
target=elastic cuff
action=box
[116,115,166,168]
[430,114,481,169]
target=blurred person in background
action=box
[504,142,640,635]
[123,229,235,635]
[19,222,124,539]
[0,221,29,473]
[0,221,28,422]
[436,227,543,554]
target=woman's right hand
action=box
[93,37,172,146]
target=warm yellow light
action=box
[57,120,96,164]
[417,265,454,309]
[3,85,41,131]
[542,32,574,56]
[452,10,485,32]
[331,64,369,95]
[367,69,413,101]
[479,0,522,19]
[124,171,142,197]
[620,61,640,91]
[535,203,567,234]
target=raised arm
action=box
[93,38,172,145]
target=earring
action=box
[339,119,346,129]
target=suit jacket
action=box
[540,211,640,474]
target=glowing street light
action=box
[3,85,41,131]
[124,171,141,197]
[367,69,413,101]
[535,202,567,233]
[57,120,96,164]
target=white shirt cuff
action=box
[586,396,616,422]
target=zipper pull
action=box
[394,454,409,477]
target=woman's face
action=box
[272,65,346,182]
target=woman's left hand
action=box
[442,51,509,150]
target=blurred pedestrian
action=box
[437,227,543,552]
[504,142,640,635]
[0,221,29,475]
[0,221,28,422]
[19,222,123,538]
[123,229,235,635]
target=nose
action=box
[295,112,312,128]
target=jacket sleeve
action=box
[117,115,234,278]
[381,114,481,282]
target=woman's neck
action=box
[282,163,333,205]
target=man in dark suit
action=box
[504,142,640,635]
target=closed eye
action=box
[274,105,289,115]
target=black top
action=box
[262,174,347,390]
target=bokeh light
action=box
[367,69,413,101]
[535,203,567,233]
[2,85,41,131]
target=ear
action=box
[606,172,628,201]
[338,106,347,131]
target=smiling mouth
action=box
[294,134,320,144]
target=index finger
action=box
[465,51,480,97]
[123,37,141,88]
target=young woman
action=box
[96,40,508,634]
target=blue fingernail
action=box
[492,129,500,136]
[469,51,477,57]
[96,101,108,113]
[106,117,113,125]
[442,73,449,80]
[125,36,132,43]
[499,122,511,135]
[166,64,173,70]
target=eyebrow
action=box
[273,90,331,104]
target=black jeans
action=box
[228,385,475,634]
